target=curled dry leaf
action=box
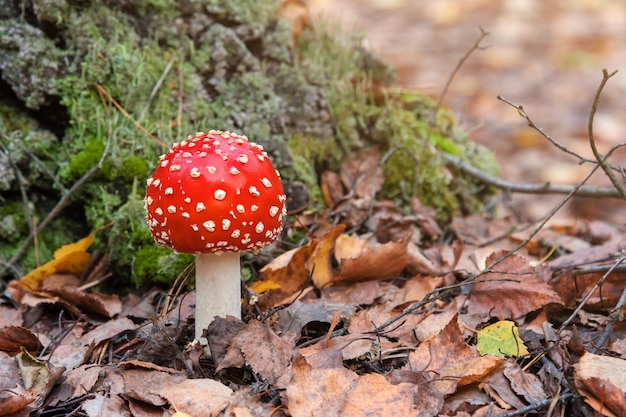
[574,352,626,417]
[276,0,310,50]
[335,236,410,284]
[0,326,42,356]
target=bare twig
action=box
[596,279,626,351]
[436,26,490,113]
[558,254,626,335]
[138,56,177,124]
[587,69,626,199]
[496,393,573,417]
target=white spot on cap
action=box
[269,206,279,217]
[261,178,272,188]
[257,154,265,162]
[165,187,173,195]
[249,186,260,197]
[146,196,153,205]
[155,207,163,216]
[182,152,192,158]
[230,167,240,175]
[222,219,231,230]
[237,154,248,163]
[207,166,216,174]
[196,202,206,212]
[242,234,251,245]
[182,212,190,218]
[184,197,191,203]
[191,224,199,231]
[152,179,161,187]
[251,205,259,212]
[255,222,264,233]
[170,165,181,172]
[214,189,226,200]
[160,159,169,168]
[236,204,245,213]
[161,231,169,239]
[167,205,176,213]
[203,220,216,232]
[231,229,241,238]
[190,167,201,178]
[147,178,153,186]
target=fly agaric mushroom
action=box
[145,130,286,340]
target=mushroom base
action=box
[194,251,241,340]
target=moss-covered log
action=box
[0,0,497,286]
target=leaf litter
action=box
[2,157,626,417]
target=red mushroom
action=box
[144,130,286,340]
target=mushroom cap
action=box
[145,130,287,254]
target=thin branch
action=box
[496,393,573,417]
[138,56,177,124]
[557,254,626,335]
[443,152,622,198]
[595,277,626,351]
[436,26,490,113]
[587,69,626,199]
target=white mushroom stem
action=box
[194,251,241,340]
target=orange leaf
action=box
[307,224,345,289]
[15,233,94,291]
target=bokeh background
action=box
[309,0,626,222]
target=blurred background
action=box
[309,0,626,222]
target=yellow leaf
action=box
[249,279,281,294]
[476,320,529,357]
[16,233,95,291]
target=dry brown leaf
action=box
[307,224,345,289]
[336,237,409,284]
[40,274,122,317]
[0,326,42,356]
[276,0,310,50]
[341,373,419,416]
[286,354,358,417]
[257,239,318,308]
[160,379,233,417]
[320,170,344,207]
[574,352,626,417]
[408,315,501,396]
[82,393,130,417]
[339,148,383,201]
[468,251,563,321]
[503,361,547,403]
[120,367,187,407]
[218,320,295,385]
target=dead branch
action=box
[587,69,626,199]
[443,152,622,198]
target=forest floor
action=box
[1,1,625,417]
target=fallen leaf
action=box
[307,224,345,289]
[0,326,42,356]
[218,319,295,385]
[286,354,358,417]
[336,237,410,284]
[503,361,547,403]
[408,315,501,395]
[468,251,563,321]
[276,0,310,50]
[160,379,233,417]
[14,233,94,291]
[574,352,626,417]
[341,373,419,416]
[476,320,528,357]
